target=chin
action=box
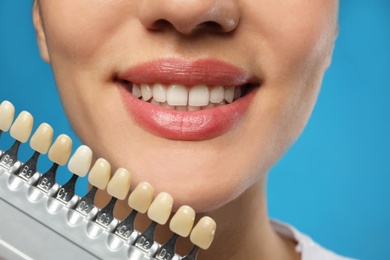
[93,143,255,213]
[139,169,249,213]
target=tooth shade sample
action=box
[128,182,154,214]
[10,111,34,143]
[224,86,235,103]
[132,84,142,98]
[169,205,195,237]
[107,168,131,200]
[189,85,209,106]
[147,192,173,225]
[88,158,111,190]
[190,216,217,250]
[0,100,15,132]
[29,123,53,154]
[68,145,93,177]
[141,83,153,101]
[167,84,188,106]
[152,83,167,102]
[209,86,224,104]
[48,134,73,166]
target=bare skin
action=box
[33,0,338,259]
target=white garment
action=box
[271,220,356,260]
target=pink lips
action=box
[118,58,256,141]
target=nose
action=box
[138,0,240,35]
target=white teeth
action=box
[152,83,167,103]
[141,83,152,101]
[30,123,54,154]
[0,100,15,132]
[204,103,216,109]
[10,111,34,143]
[133,83,245,109]
[161,102,174,110]
[132,84,142,98]
[224,86,235,103]
[189,85,209,106]
[176,106,187,112]
[67,145,93,177]
[188,106,201,111]
[150,99,159,105]
[167,84,188,106]
[209,86,224,104]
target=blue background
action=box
[0,1,389,259]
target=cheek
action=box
[39,2,139,136]
[244,1,337,77]
[247,1,337,122]
[238,2,338,174]
[41,1,137,63]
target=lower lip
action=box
[118,83,256,141]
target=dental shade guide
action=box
[16,122,53,181]
[182,217,217,260]
[36,134,72,195]
[114,181,154,241]
[76,158,110,217]
[135,192,174,254]
[155,205,196,260]
[55,145,93,204]
[0,100,216,259]
[0,100,15,139]
[94,167,132,230]
[0,111,33,172]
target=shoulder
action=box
[271,220,357,260]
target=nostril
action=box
[147,19,225,35]
[138,1,240,35]
[148,19,174,31]
[195,21,224,33]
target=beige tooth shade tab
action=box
[147,192,173,225]
[128,182,154,214]
[0,100,15,132]
[169,205,196,237]
[10,111,34,143]
[67,145,93,177]
[29,123,54,154]
[190,216,217,250]
[88,158,111,190]
[106,168,131,200]
[48,134,73,166]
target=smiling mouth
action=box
[118,80,257,112]
[116,58,260,140]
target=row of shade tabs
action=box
[0,100,216,260]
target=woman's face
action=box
[34,0,338,211]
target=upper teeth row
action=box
[132,83,241,107]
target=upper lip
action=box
[117,58,255,87]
